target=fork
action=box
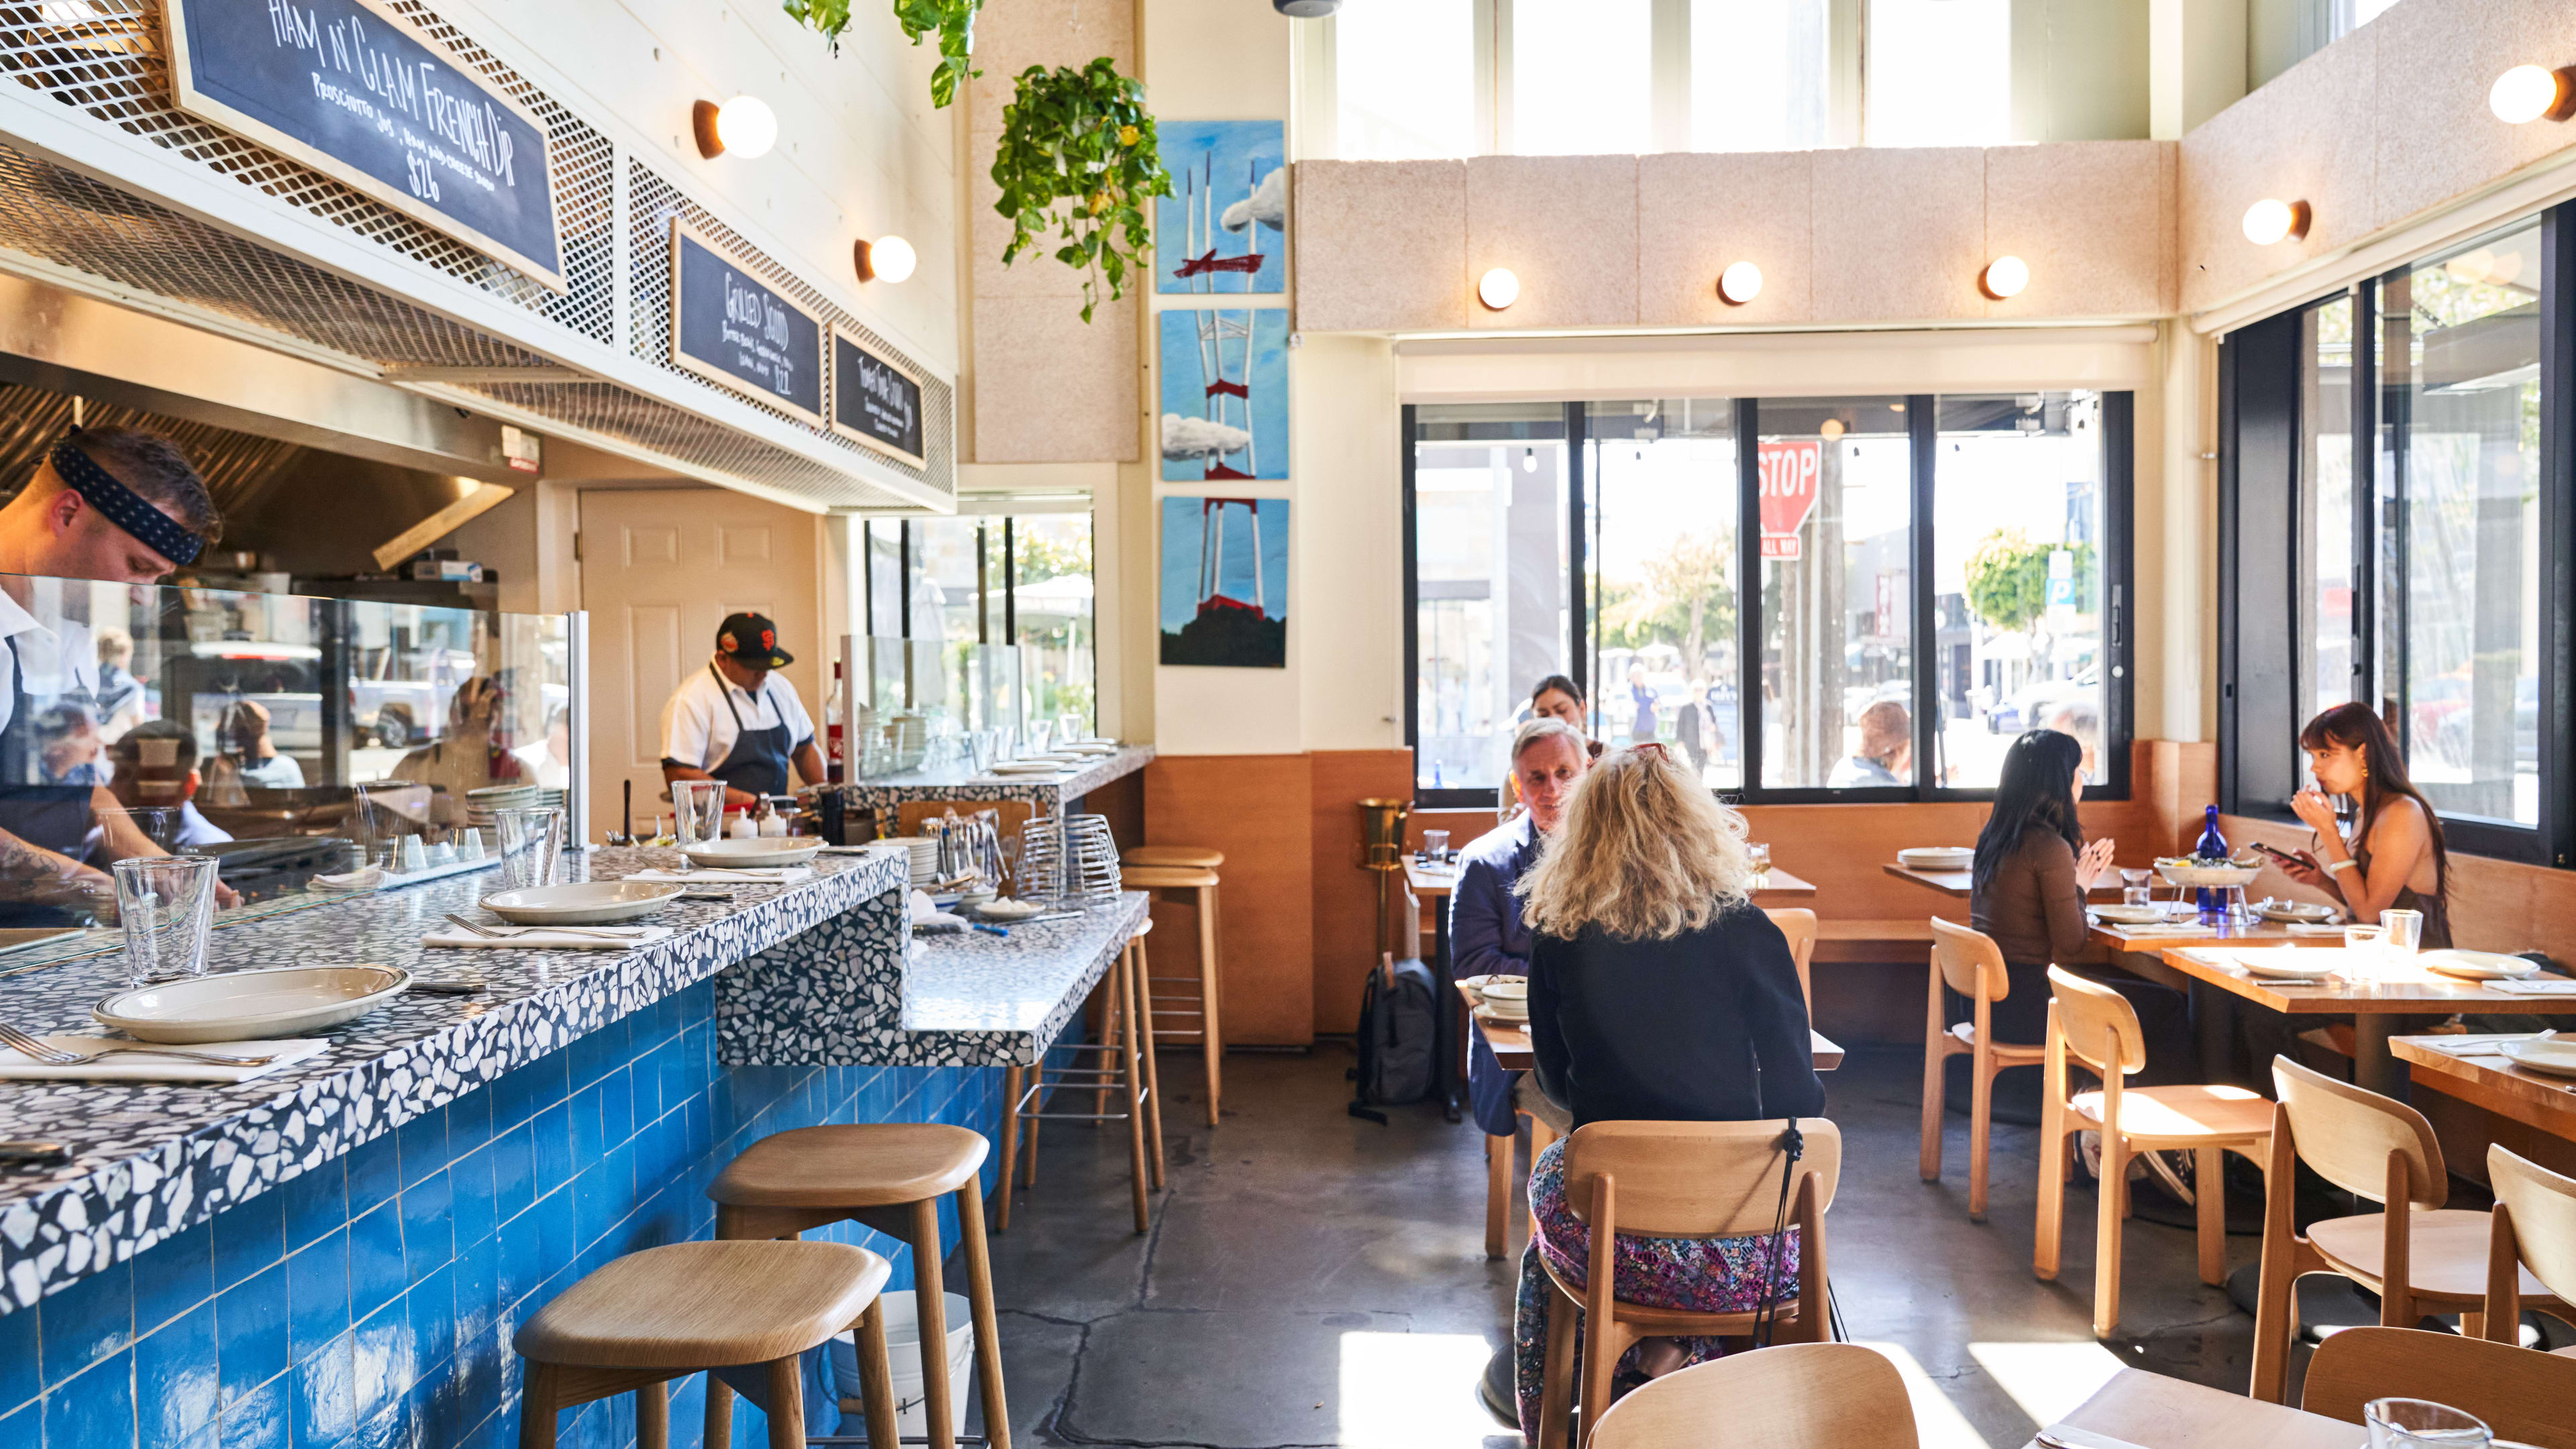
[441,914,645,943]
[0,1022,280,1067]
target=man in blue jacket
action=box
[1454,716,1590,1138]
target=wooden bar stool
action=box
[1919,918,2045,1221]
[996,923,1159,1234]
[1122,851,1226,1126]
[709,1125,1011,1449]
[513,1239,898,1449]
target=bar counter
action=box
[0,845,1142,1449]
[835,743,1156,818]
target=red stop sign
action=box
[1758,440,1821,557]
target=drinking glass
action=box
[670,780,726,847]
[1027,719,1054,755]
[1749,843,1772,875]
[2345,923,2387,965]
[493,806,565,892]
[1423,829,1451,862]
[2366,1398,2491,1448]
[2380,908,2424,957]
[115,854,221,985]
[97,806,178,855]
[1057,712,1083,745]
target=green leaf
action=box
[985,58,1172,323]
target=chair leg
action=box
[855,1298,902,1449]
[519,1362,560,1449]
[996,1064,1022,1234]
[1198,883,1224,1127]
[957,1185,1012,1449]
[2094,1127,2126,1338]
[1538,1282,1578,1449]
[635,1379,668,1449]
[1578,1301,1627,1448]
[2194,1145,2227,1287]
[1485,1132,1511,1261]
[2487,1204,2525,1344]
[1968,1046,1995,1221]
[1919,964,1945,1183]
[2035,1016,2068,1282]
[704,1372,733,1449]
[1120,951,1151,1234]
[2250,1116,2299,1403]
[1130,939,1166,1191]
[910,1196,958,1449]
[763,1356,804,1449]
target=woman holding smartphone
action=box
[2273,702,2451,948]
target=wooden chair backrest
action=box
[1562,1118,1841,1239]
[1766,908,1817,1010]
[2301,1326,2576,1449]
[1929,916,2009,1002]
[1589,1342,1919,1449]
[2045,965,2146,1076]
[2272,1056,2447,1208]
[2490,1143,2576,1303]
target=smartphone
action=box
[2249,841,2305,867]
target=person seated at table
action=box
[1827,698,1912,788]
[1525,674,1604,758]
[1508,741,1824,1436]
[2275,701,2450,949]
[101,719,232,849]
[1456,717,1591,1145]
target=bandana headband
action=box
[49,437,202,566]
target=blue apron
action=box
[0,636,99,924]
[705,663,792,800]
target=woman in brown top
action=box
[2276,702,2449,948]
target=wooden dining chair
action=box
[2300,1325,2576,1449]
[1920,918,2043,1220]
[2483,1143,2576,1352]
[2249,1057,2571,1402]
[2036,967,2273,1336]
[1535,1118,1842,1449]
[1765,908,1817,1012]
[1585,1342,1918,1449]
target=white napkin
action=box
[0,1035,327,1083]
[309,867,384,891]
[625,867,815,883]
[421,926,673,951]
[908,889,969,933]
[2284,922,2348,936]
[2104,922,2214,936]
[2414,1034,2538,1055]
[2491,979,2576,996]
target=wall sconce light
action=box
[692,95,777,159]
[1717,261,1764,306]
[2489,64,2576,123]
[1978,255,2030,300]
[855,236,916,284]
[2241,198,2310,246]
[1477,268,1519,311]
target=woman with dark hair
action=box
[2276,702,2450,947]
[1525,674,1605,759]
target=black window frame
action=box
[1401,390,2139,808]
[2218,200,2576,868]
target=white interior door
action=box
[580,488,822,843]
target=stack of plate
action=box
[1477,978,1529,1022]
[882,835,943,888]
[1898,846,1975,871]
[466,783,567,828]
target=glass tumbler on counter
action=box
[2345,923,2387,965]
[670,780,726,847]
[1749,843,1772,875]
[115,854,221,985]
[493,806,566,892]
[2365,1398,2490,1448]
[2380,908,2424,957]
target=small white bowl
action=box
[483,880,685,925]
[680,839,824,870]
[95,965,410,1044]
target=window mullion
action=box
[1909,393,1937,802]
[1735,398,1764,798]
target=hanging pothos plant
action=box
[990,58,1172,323]
[780,0,981,109]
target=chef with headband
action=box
[0,427,225,920]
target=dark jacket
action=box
[1452,812,1543,1135]
[1528,902,1826,1130]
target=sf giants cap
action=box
[715,612,792,669]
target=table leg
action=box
[2191,980,2241,1088]
[1436,904,1460,1124]
[2353,1016,2408,1102]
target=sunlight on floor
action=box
[1968,1339,2128,1427]
[1856,1342,1996,1449]
[1338,1330,1506,1448]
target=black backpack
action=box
[1348,952,1436,1122]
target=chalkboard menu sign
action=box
[668,221,825,425]
[164,0,564,288]
[831,327,928,469]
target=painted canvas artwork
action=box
[1155,119,1286,294]
[1160,496,1289,669]
[1159,308,1289,482]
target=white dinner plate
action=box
[2230,952,2342,980]
[2418,949,2544,981]
[1479,979,1528,1002]
[681,839,825,870]
[94,965,410,1044]
[2089,905,2167,925]
[2255,902,2339,924]
[483,880,685,925]
[1897,847,1974,869]
[975,898,1048,922]
[989,761,1070,775]
[2500,1038,2576,1077]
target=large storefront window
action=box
[863,510,1096,739]
[1587,400,1739,786]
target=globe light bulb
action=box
[1717,261,1764,305]
[1477,268,1519,311]
[714,95,777,159]
[2242,198,2308,246]
[2489,64,2569,125]
[865,235,917,284]
[1980,255,2030,300]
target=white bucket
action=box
[828,1291,977,1439]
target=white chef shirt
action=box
[0,588,98,739]
[659,657,814,772]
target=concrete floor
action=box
[963,1046,2298,1449]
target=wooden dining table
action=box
[2021,1367,2363,1448]
[2392,1033,2576,1144]
[1886,862,2121,899]
[1456,978,1845,1073]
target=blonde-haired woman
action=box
[1507,743,1824,1438]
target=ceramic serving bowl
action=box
[483,879,684,925]
[680,838,824,869]
[94,965,410,1043]
[2155,859,2264,888]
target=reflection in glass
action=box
[1759,398,1913,790]
[1413,405,1570,792]
[1933,393,2106,790]
[2299,299,2357,727]
[1014,515,1094,738]
[2383,219,2542,826]
[1587,400,1739,788]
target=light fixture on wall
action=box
[1521,447,1538,473]
[2241,197,2310,246]
[693,95,777,159]
[1477,268,1519,311]
[1819,418,1845,439]
[1717,261,1764,306]
[1978,255,2030,300]
[855,236,917,284]
[2489,64,2576,124]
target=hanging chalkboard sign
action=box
[667,221,825,426]
[830,327,927,470]
[164,0,565,290]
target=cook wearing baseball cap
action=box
[659,612,824,805]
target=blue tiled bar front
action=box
[0,845,1134,1449]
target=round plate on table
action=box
[483,880,684,925]
[2500,1038,2576,1077]
[989,761,1070,775]
[975,898,1047,922]
[2233,953,2341,980]
[2090,904,2167,925]
[2255,901,2339,924]
[95,965,411,1043]
[1897,847,1974,870]
[680,839,825,870]
[2418,949,2544,981]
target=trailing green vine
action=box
[780,0,981,109]
[991,58,1171,323]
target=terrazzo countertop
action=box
[904,892,1150,1055]
[836,743,1155,815]
[0,844,908,1311]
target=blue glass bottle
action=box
[2194,805,2228,915]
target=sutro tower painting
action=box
[1159,308,1288,482]
[1153,119,1285,296]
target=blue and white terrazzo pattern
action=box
[835,743,1155,816]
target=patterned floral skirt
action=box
[1511,1136,1801,1441]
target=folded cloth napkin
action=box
[625,867,815,883]
[309,866,384,892]
[908,889,969,933]
[421,926,674,951]
[2492,979,2576,996]
[0,1035,327,1083]
[2414,1034,2542,1055]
